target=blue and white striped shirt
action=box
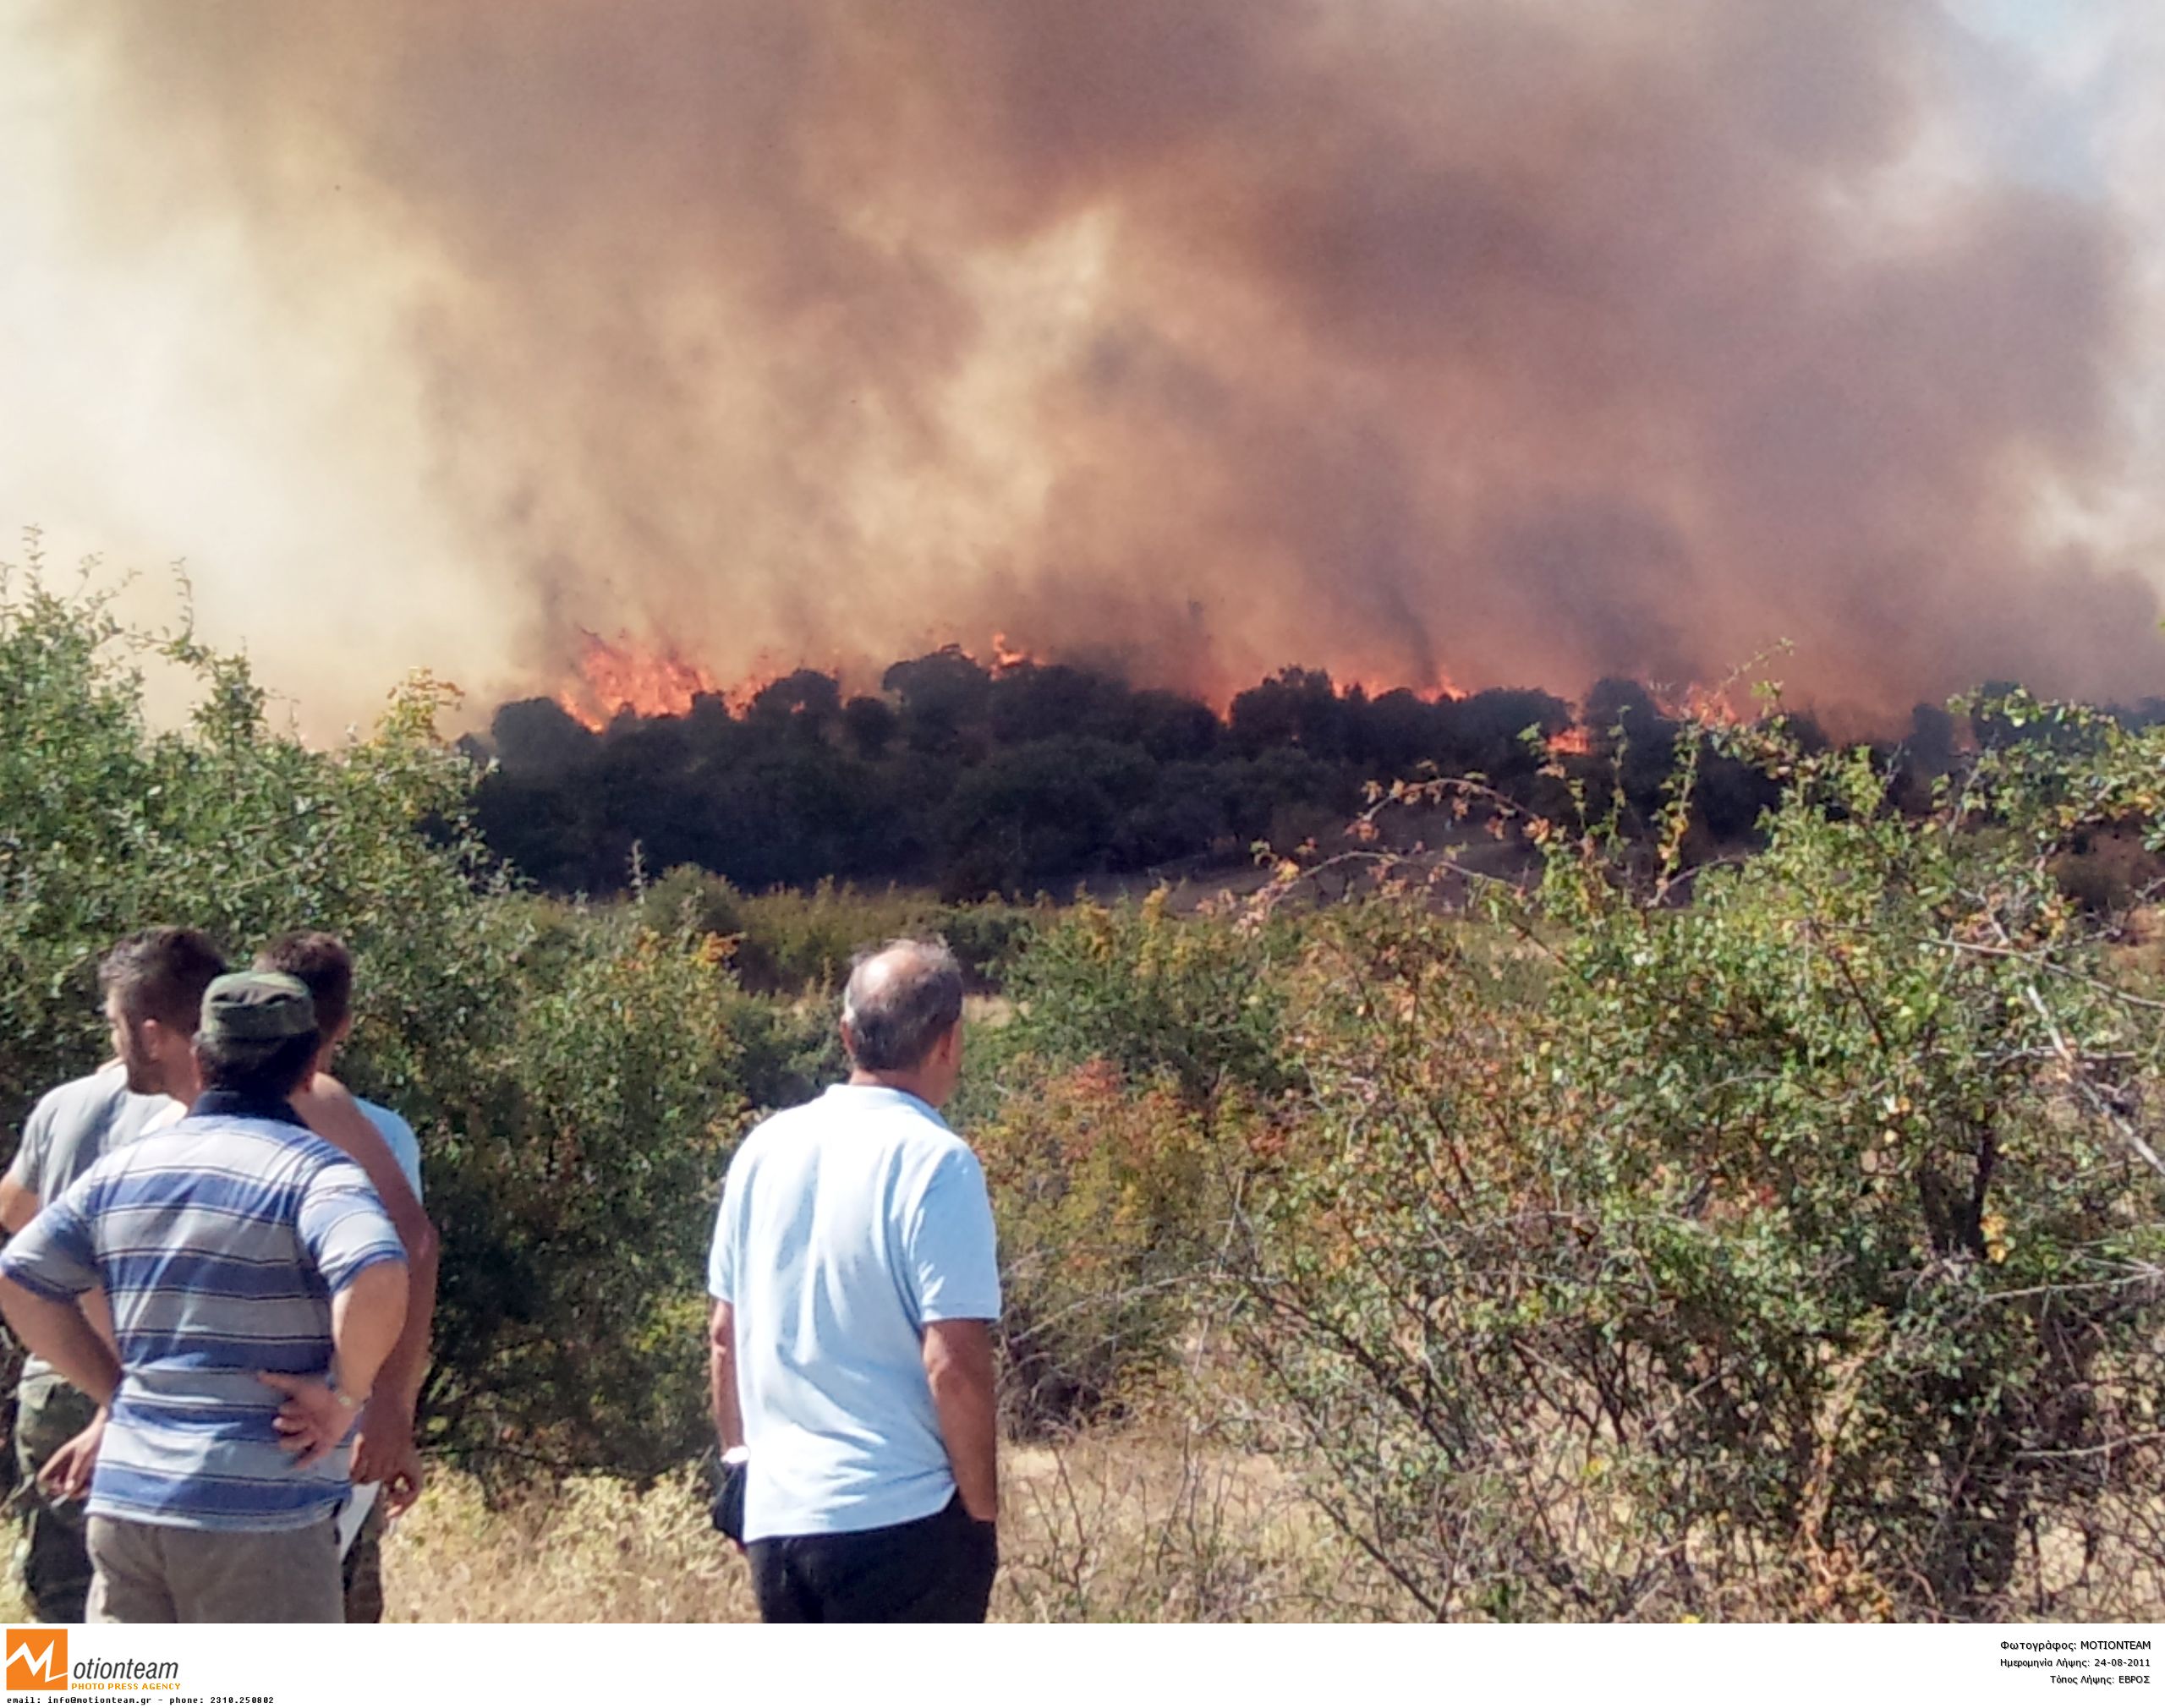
[0,1092,406,1532]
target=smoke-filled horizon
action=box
[5,1,2165,736]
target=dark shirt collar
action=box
[189,1088,305,1127]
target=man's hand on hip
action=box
[261,1371,364,1470]
[353,1400,426,1514]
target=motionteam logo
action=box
[6,1629,180,1695]
[5,1629,65,1693]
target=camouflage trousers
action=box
[10,1374,98,1625]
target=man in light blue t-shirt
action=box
[709,938,1002,1623]
[253,931,427,1624]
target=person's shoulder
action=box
[58,1113,206,1206]
[889,1109,981,1198]
[355,1098,424,1189]
[51,1133,134,1202]
[169,1112,349,1174]
[904,1115,973,1163]
[289,1121,381,1183]
[886,1095,968,1153]
[356,1098,419,1155]
[799,1085,960,1148]
[729,1098,816,1168]
[29,1065,126,1127]
[19,1066,145,1190]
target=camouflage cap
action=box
[199,971,317,1045]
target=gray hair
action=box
[841,939,964,1071]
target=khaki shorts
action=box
[87,1514,343,1623]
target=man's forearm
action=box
[0,1168,41,1235]
[930,1377,997,1522]
[375,1236,436,1420]
[709,1302,743,1451]
[0,1280,120,1405]
[330,1262,411,1401]
[924,1321,999,1524]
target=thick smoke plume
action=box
[26,1,2165,725]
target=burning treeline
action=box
[37,3,2165,731]
[474,643,2129,901]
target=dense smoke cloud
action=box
[14,0,2165,727]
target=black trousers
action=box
[748,1494,997,1623]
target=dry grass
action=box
[367,1416,1390,1623]
[3,1417,2153,1623]
[0,1415,1379,1624]
[380,1469,760,1623]
[991,1422,1402,1622]
[364,1422,2161,1625]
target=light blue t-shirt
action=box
[357,1098,424,1202]
[708,1084,1001,1542]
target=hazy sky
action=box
[3,1,2161,737]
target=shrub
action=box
[1225,706,2165,1620]
[0,545,495,1121]
[406,911,745,1477]
[999,890,1299,1103]
[973,1059,1237,1434]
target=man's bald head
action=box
[841,939,965,1072]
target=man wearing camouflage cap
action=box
[0,973,409,1622]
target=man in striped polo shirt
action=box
[0,972,409,1623]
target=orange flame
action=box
[551,631,1486,730]
[1680,685,1748,727]
[1548,725,1595,757]
[722,669,785,717]
[1646,682,1749,726]
[1329,661,1468,704]
[989,632,1040,674]
[556,630,722,731]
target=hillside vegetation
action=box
[4,548,2164,1621]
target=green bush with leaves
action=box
[999,890,1299,1103]
[0,548,494,1116]
[403,911,747,1475]
[970,1057,1246,1436]
[955,892,1301,1437]
[1223,702,2165,1620]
